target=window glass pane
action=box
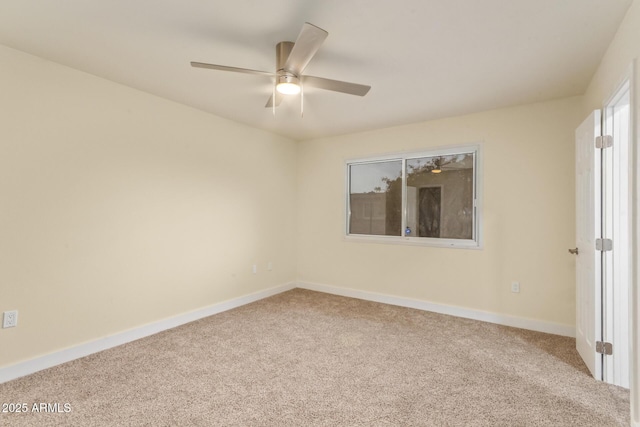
[405,153,474,239]
[349,161,402,236]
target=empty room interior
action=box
[1,1,639,426]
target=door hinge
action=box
[596,341,613,355]
[595,238,613,251]
[595,135,613,149]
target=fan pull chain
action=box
[300,81,304,118]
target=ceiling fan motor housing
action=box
[277,73,299,85]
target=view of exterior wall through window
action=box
[346,144,482,248]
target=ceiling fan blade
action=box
[190,62,274,77]
[303,76,371,96]
[284,23,328,75]
[265,91,284,108]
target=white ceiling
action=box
[0,1,632,141]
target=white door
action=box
[575,110,602,380]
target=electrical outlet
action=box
[267,262,273,271]
[252,264,257,274]
[511,282,520,293]
[3,310,18,328]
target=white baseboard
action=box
[297,281,576,338]
[0,282,295,384]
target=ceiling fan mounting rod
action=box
[276,41,295,73]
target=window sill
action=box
[344,234,482,249]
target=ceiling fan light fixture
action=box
[276,74,301,95]
[276,82,301,95]
[431,168,442,174]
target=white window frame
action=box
[345,143,483,249]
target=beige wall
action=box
[0,45,297,368]
[297,96,583,328]
[583,0,640,423]
[583,0,640,114]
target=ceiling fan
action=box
[408,155,472,175]
[190,22,371,110]
[430,155,474,174]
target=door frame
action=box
[626,59,639,427]
[602,74,633,388]
[601,59,638,426]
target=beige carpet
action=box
[0,289,630,426]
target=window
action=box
[348,160,402,236]
[346,144,481,248]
